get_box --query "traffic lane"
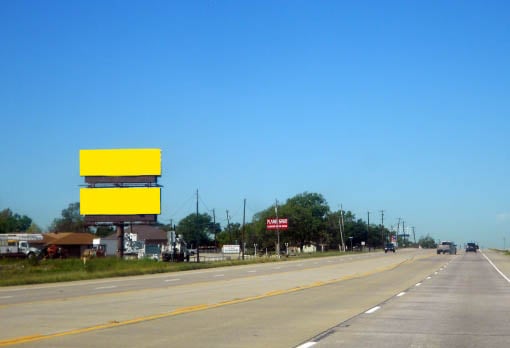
[0,251,376,305]
[307,251,510,347]
[0,251,427,342]
[0,249,427,305]
[8,253,448,348]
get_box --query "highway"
[298,249,510,348]
[0,249,508,347]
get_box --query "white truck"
[0,233,43,259]
[437,241,457,255]
[161,231,190,262]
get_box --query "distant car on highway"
[384,243,396,253]
[465,242,477,252]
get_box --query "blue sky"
[1,0,509,248]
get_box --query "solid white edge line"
[296,342,317,348]
[365,306,381,314]
[482,252,510,283]
[164,279,180,282]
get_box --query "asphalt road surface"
[0,248,508,347]
[297,249,510,348]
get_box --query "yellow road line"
[0,254,433,346]
[0,253,410,310]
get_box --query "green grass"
[0,251,357,287]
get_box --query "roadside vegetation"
[2,192,426,256]
[1,191,437,287]
[0,251,349,287]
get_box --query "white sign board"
[222,245,240,254]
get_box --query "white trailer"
[0,233,43,258]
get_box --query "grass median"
[0,251,352,287]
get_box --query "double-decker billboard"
[79,148,161,220]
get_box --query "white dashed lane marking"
[365,306,381,314]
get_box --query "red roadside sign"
[266,218,288,230]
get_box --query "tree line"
[0,209,38,233]
[1,192,437,250]
[164,192,436,251]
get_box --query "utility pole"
[196,189,199,216]
[339,204,345,252]
[195,190,200,262]
[212,209,216,244]
[276,199,280,258]
[226,210,231,243]
[380,210,385,246]
[402,220,405,246]
[242,198,246,260]
[395,217,401,246]
[367,211,370,251]
[412,226,416,244]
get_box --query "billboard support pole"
[116,224,124,258]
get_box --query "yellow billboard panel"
[80,187,161,215]
[80,149,161,176]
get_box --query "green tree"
[325,211,339,246]
[251,206,279,251]
[418,235,437,248]
[325,210,352,250]
[26,223,42,233]
[95,226,115,238]
[0,209,32,233]
[341,212,368,250]
[216,222,241,245]
[176,213,213,248]
[283,192,330,249]
[250,192,331,252]
[50,202,85,232]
